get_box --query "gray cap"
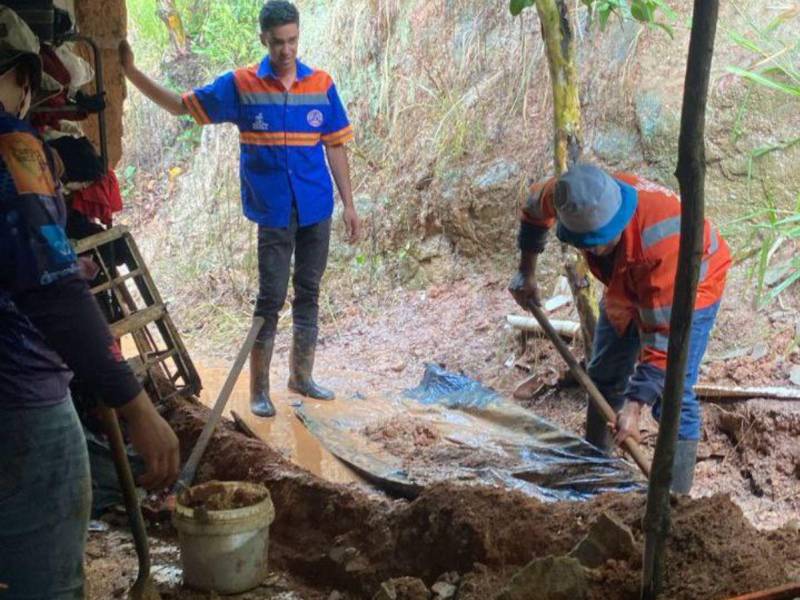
[553,164,636,248]
[0,7,42,90]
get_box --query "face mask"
[0,67,32,118]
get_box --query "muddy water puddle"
[195,363,379,485]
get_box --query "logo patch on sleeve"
[0,132,56,196]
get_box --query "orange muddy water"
[195,362,371,485]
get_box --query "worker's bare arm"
[119,40,187,116]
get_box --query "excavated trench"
[164,396,800,600]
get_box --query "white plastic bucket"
[173,481,275,594]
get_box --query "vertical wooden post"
[534,0,598,357]
[640,1,720,598]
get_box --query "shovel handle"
[526,302,651,477]
[174,316,265,494]
[100,406,151,578]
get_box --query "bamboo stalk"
[641,2,720,598]
[534,0,599,358]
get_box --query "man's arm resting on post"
[326,143,360,244]
[119,40,187,116]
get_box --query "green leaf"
[630,1,651,22]
[598,5,613,28]
[509,0,534,17]
[727,66,800,97]
[654,21,674,38]
[765,268,800,304]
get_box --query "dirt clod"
[179,481,268,511]
[496,556,588,600]
[569,512,637,569]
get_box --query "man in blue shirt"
[121,1,360,418]
[0,7,179,597]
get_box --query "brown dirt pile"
[363,416,441,454]
[165,398,800,599]
[361,415,517,473]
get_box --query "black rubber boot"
[585,394,625,453]
[670,439,698,494]
[250,337,276,417]
[287,326,334,400]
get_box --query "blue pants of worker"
[585,302,720,450]
[0,398,91,599]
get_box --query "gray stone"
[432,581,457,599]
[751,342,769,361]
[474,159,520,190]
[569,512,637,569]
[495,556,588,600]
[591,124,643,166]
[790,365,800,387]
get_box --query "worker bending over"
[509,164,730,493]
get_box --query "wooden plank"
[89,268,143,295]
[695,384,800,401]
[109,304,165,338]
[723,582,800,600]
[72,225,129,253]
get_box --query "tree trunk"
[640,2,720,598]
[534,0,598,358]
[158,0,190,56]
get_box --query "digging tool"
[525,301,651,477]
[100,406,162,600]
[173,317,265,495]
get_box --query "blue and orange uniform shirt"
[182,57,354,228]
[518,172,731,402]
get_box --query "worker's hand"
[118,40,136,75]
[118,391,180,490]
[508,270,541,310]
[342,205,361,244]
[614,400,643,445]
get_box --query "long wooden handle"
[723,583,800,600]
[101,406,151,579]
[526,302,651,477]
[174,316,265,493]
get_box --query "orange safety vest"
[520,172,731,370]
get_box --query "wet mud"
[162,397,800,599]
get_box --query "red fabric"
[70,170,123,226]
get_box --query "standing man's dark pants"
[250,207,334,417]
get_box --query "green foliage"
[725,7,800,305]
[179,0,264,70]
[510,0,676,36]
